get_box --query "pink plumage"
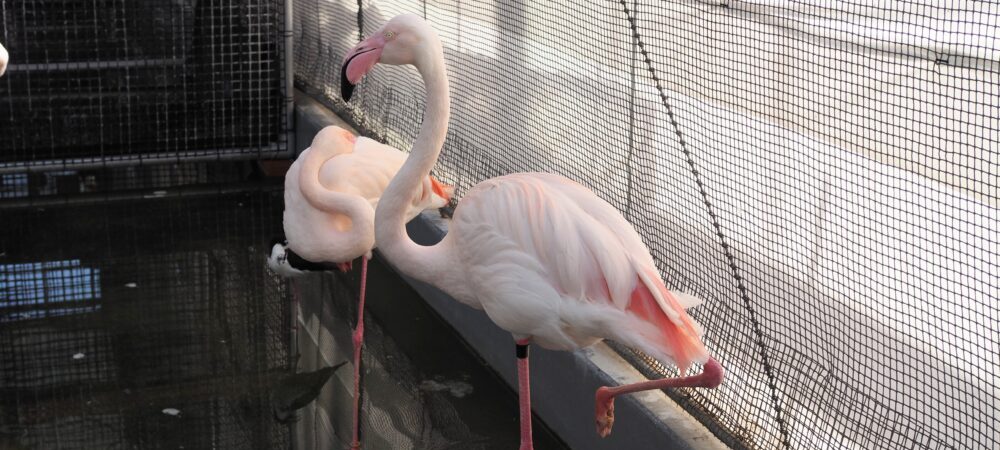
[448,173,708,372]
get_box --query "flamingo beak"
[341,35,386,102]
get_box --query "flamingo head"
[341,14,438,101]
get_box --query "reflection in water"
[0,191,291,449]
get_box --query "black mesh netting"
[0,0,289,170]
[293,1,999,449]
[0,187,292,449]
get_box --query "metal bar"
[0,145,293,174]
[5,58,185,73]
[285,0,297,157]
[0,180,283,209]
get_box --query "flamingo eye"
[383,30,396,40]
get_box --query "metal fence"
[0,2,294,447]
[293,1,1000,449]
[0,0,292,173]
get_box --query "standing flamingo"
[341,14,723,448]
[282,125,452,448]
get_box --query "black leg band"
[516,343,529,359]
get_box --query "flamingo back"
[450,173,709,372]
[283,145,361,262]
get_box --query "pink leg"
[350,257,369,449]
[594,357,724,437]
[516,339,533,450]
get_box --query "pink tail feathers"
[626,270,709,374]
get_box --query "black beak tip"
[340,65,355,102]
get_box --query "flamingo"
[341,14,723,448]
[282,124,452,448]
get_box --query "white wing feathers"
[452,173,706,363]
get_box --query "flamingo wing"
[317,138,405,201]
[284,134,452,263]
[323,137,452,215]
[451,173,709,372]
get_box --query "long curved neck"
[374,39,450,278]
[299,141,375,258]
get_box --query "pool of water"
[0,191,291,449]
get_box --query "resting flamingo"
[341,14,723,449]
[281,125,451,448]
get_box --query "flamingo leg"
[516,339,533,450]
[350,257,369,449]
[594,357,724,437]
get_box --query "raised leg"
[594,357,724,437]
[350,257,369,449]
[516,339,533,450]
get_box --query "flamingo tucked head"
[341,14,437,101]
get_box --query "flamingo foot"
[593,358,724,437]
[349,441,361,449]
[594,386,615,438]
[336,261,353,273]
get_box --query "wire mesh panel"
[0,0,290,172]
[294,1,999,449]
[0,189,291,449]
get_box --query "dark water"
[0,191,291,449]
